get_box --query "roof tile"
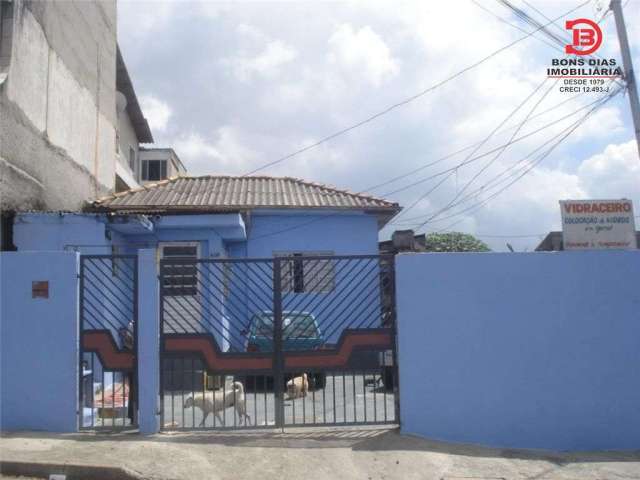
[92,176,400,213]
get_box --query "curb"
[0,460,147,480]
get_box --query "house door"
[79,255,138,430]
[158,254,399,430]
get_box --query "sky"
[117,0,640,251]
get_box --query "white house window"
[160,243,199,296]
[275,251,335,293]
[142,159,167,181]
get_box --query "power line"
[240,0,591,177]
[250,86,620,241]
[401,88,620,227]
[498,0,569,49]
[416,78,560,226]
[381,90,611,201]
[367,89,605,195]
[391,88,622,226]
[412,88,622,231]
[471,0,565,53]
[392,75,553,221]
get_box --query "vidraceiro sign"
[560,199,637,250]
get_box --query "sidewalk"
[1,427,639,480]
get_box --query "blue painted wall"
[14,213,113,253]
[245,212,379,257]
[137,250,160,434]
[396,251,640,451]
[0,252,80,432]
[13,211,384,353]
[239,212,382,347]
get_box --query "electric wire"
[240,0,591,176]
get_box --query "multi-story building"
[115,47,154,192]
[0,0,121,211]
[0,0,186,248]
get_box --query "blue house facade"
[15,176,398,259]
[11,175,401,430]
[14,175,400,352]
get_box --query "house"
[13,175,400,352]
[14,175,399,255]
[0,1,187,249]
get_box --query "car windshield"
[251,313,319,339]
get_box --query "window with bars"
[275,251,335,293]
[161,244,198,296]
[141,159,167,181]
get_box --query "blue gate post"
[137,249,160,434]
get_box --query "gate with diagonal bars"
[159,254,398,430]
[79,255,138,430]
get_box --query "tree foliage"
[424,232,491,253]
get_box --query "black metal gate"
[159,254,398,430]
[79,255,138,430]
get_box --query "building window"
[275,251,335,293]
[160,243,199,296]
[129,147,136,171]
[141,160,167,181]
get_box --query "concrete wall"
[0,0,117,211]
[396,251,640,451]
[0,251,80,432]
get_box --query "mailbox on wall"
[32,281,49,299]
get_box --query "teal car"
[245,311,326,390]
[246,311,324,352]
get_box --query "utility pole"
[610,0,640,158]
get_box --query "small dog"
[184,381,251,427]
[286,373,308,399]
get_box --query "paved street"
[162,373,397,429]
[2,428,639,480]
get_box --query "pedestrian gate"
[79,255,138,430]
[159,254,398,430]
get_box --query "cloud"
[578,140,640,200]
[173,127,260,174]
[223,29,297,82]
[139,95,172,133]
[328,24,399,87]
[117,2,639,251]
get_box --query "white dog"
[286,373,308,399]
[184,381,251,427]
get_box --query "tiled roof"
[90,176,401,214]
